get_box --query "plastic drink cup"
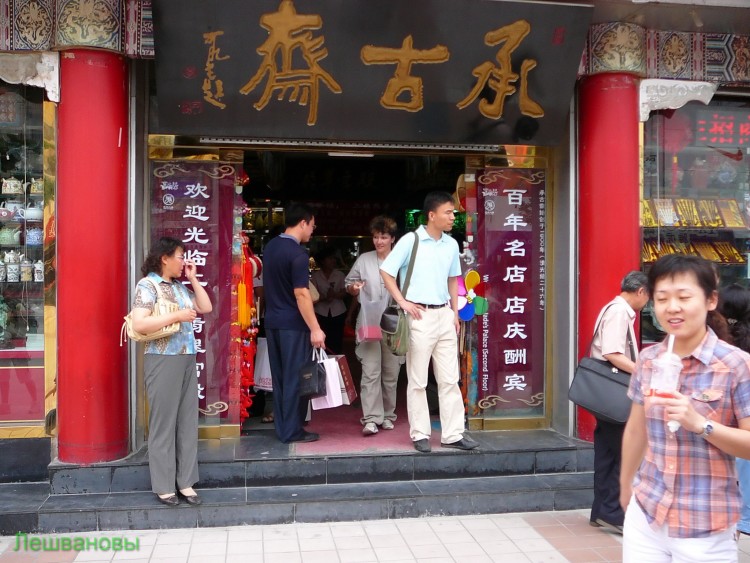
[650,335,682,432]
[651,353,682,397]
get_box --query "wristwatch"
[700,418,715,438]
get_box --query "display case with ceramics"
[0,167,45,352]
[0,81,48,424]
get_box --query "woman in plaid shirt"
[620,255,750,562]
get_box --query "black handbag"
[568,357,632,424]
[381,231,420,356]
[568,303,635,424]
[299,349,327,399]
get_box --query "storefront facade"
[1,0,749,475]
[0,2,133,473]
[576,19,750,440]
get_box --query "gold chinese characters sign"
[152,0,592,146]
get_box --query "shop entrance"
[144,140,553,452]
[238,149,466,454]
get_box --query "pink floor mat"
[293,402,424,456]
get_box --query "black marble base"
[0,429,594,534]
[47,429,593,495]
[0,472,593,534]
[0,438,50,482]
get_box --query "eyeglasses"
[174,255,186,261]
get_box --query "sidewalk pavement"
[1,508,750,563]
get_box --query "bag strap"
[147,276,188,308]
[119,320,128,347]
[312,347,327,361]
[399,231,420,299]
[587,302,637,360]
[135,276,165,305]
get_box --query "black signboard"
[153,0,592,146]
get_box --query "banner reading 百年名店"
[476,168,546,417]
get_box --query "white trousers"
[406,307,465,444]
[356,339,403,425]
[623,496,737,563]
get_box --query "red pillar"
[57,50,129,463]
[577,73,641,441]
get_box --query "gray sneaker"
[441,435,479,450]
[381,420,394,430]
[413,439,431,453]
[362,422,378,436]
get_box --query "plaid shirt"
[628,328,750,538]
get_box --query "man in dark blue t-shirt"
[263,203,326,443]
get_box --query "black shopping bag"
[299,348,327,399]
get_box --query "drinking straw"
[666,334,681,432]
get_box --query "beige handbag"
[120,279,181,345]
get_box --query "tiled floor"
[1,509,750,562]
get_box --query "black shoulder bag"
[568,304,636,424]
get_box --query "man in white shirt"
[589,270,649,533]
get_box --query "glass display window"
[0,83,47,423]
[641,96,750,342]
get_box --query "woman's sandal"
[261,414,274,423]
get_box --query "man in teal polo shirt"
[380,191,479,453]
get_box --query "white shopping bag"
[253,337,273,392]
[356,297,387,341]
[311,350,344,410]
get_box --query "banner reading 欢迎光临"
[150,160,237,423]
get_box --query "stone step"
[46,430,594,495]
[0,472,594,534]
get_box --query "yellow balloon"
[465,270,480,290]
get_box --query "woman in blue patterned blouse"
[130,237,212,507]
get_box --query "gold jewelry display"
[674,198,702,227]
[717,199,746,229]
[696,200,724,228]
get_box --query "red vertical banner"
[476,168,546,417]
[150,161,238,424]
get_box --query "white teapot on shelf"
[1,200,24,222]
[18,201,42,222]
[4,250,19,264]
[1,199,23,214]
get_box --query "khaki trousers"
[356,339,403,425]
[406,307,465,444]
